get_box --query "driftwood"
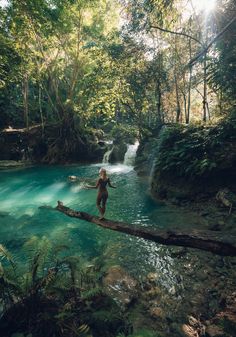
[55,201,236,256]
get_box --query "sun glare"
[192,0,216,13]
[0,0,8,8]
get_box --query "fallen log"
[56,201,236,256]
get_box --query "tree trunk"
[22,74,29,131]
[175,74,181,123]
[39,85,44,137]
[203,53,208,122]
[55,202,236,256]
[186,66,192,124]
[186,38,192,124]
[155,80,162,123]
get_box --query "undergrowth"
[154,111,236,179]
[0,237,131,337]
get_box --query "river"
[0,162,236,333]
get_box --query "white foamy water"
[102,146,114,163]
[123,141,139,166]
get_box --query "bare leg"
[96,193,108,220]
[101,200,106,219]
[96,203,103,218]
[96,194,104,219]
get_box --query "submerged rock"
[102,265,137,309]
[144,286,162,300]
[146,272,159,283]
[149,306,164,319]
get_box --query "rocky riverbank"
[135,114,236,231]
[131,117,236,336]
[100,251,236,337]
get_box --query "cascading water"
[102,146,114,163]
[123,141,139,166]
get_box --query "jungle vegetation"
[0,1,236,336]
[0,0,235,134]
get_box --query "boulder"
[102,265,137,309]
[182,324,199,337]
[109,142,127,163]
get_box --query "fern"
[0,245,128,337]
[81,287,103,300]
[0,244,16,271]
[78,323,90,334]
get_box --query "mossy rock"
[109,143,127,163]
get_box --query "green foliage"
[123,0,175,32]
[0,239,132,337]
[154,112,236,179]
[0,0,123,129]
[1,0,235,158]
[0,244,15,268]
[110,124,139,143]
[208,0,236,105]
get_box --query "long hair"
[99,168,107,177]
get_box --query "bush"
[110,124,139,144]
[154,112,236,179]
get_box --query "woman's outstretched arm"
[85,180,100,189]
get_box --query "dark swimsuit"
[97,178,110,206]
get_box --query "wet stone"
[182,324,198,337]
[102,265,137,309]
[149,306,164,319]
[146,272,159,283]
[144,286,162,300]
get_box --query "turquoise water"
[0,163,186,282]
[0,163,230,288]
[1,163,236,325]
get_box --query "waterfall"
[123,141,139,166]
[103,146,114,163]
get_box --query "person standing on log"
[86,168,116,219]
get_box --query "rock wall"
[109,140,127,163]
[135,120,236,204]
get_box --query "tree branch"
[149,24,202,45]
